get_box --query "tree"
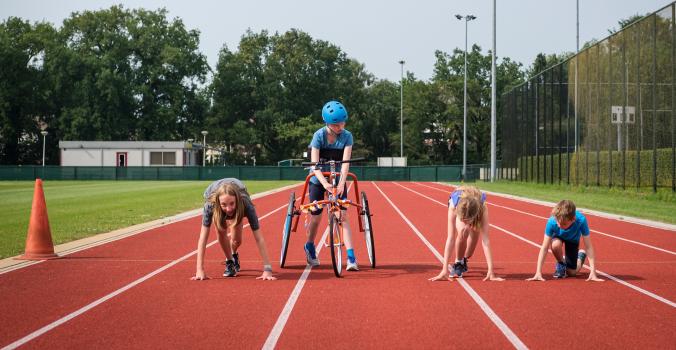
[209,29,372,164]
[0,17,56,164]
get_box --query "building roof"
[58,141,201,150]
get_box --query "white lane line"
[262,182,354,349]
[396,182,676,309]
[262,227,329,350]
[374,182,528,350]
[2,203,288,350]
[412,182,676,256]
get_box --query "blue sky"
[2,0,671,81]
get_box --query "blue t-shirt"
[448,189,486,208]
[308,127,353,184]
[545,211,590,242]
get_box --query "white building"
[59,141,201,166]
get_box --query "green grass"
[459,181,676,225]
[0,180,297,259]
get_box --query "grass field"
[0,180,297,259]
[461,181,676,225]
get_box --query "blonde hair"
[455,185,486,229]
[552,200,576,221]
[208,183,245,233]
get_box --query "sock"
[455,259,463,264]
[305,241,316,258]
[347,249,355,263]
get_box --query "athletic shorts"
[308,182,348,216]
[553,237,580,269]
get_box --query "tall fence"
[0,165,487,182]
[501,2,675,191]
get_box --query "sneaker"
[233,252,240,272]
[346,260,360,271]
[452,261,465,277]
[462,257,469,273]
[577,249,587,268]
[304,244,320,267]
[223,260,237,277]
[553,261,567,279]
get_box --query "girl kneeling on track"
[526,199,603,282]
[429,185,504,282]
[191,178,276,281]
[304,100,359,271]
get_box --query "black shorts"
[308,182,348,216]
[554,238,580,269]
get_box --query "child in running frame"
[191,178,276,281]
[526,199,603,281]
[429,185,504,282]
[303,100,359,271]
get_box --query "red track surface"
[1,182,674,349]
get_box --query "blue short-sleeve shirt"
[308,127,353,184]
[545,211,590,242]
[448,189,486,208]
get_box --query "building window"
[150,152,176,165]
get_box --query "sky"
[1,0,672,82]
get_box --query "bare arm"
[582,235,603,282]
[311,147,331,189]
[191,225,211,280]
[337,145,352,194]
[526,235,552,281]
[480,207,504,281]
[252,228,277,281]
[429,206,457,281]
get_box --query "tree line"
[1,5,530,165]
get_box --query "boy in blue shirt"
[304,100,359,271]
[527,200,603,281]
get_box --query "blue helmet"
[321,100,348,124]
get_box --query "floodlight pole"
[490,0,497,182]
[456,14,476,180]
[399,60,405,157]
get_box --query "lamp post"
[399,60,405,157]
[40,130,48,167]
[201,130,208,167]
[574,0,579,152]
[490,0,496,182]
[455,14,476,180]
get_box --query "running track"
[1,182,674,349]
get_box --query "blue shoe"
[553,261,567,278]
[577,250,587,268]
[304,243,320,267]
[462,257,469,273]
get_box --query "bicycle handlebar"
[301,157,366,167]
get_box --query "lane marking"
[396,182,676,309]
[413,182,676,256]
[1,202,289,350]
[374,182,528,350]
[262,182,354,349]
[262,228,329,350]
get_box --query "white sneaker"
[346,260,359,271]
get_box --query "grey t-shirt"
[203,178,250,201]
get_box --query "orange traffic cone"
[16,179,58,260]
